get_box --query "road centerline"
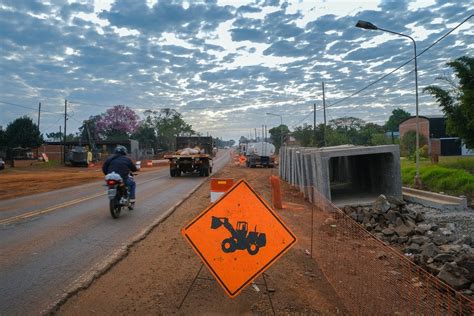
[0,174,167,226]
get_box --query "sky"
[0,0,473,142]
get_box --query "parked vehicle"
[0,158,5,170]
[105,171,135,219]
[164,136,214,177]
[66,122,100,167]
[244,142,275,168]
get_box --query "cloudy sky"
[0,0,472,141]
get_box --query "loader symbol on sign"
[211,216,266,255]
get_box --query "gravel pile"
[342,195,474,298]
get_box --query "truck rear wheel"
[201,167,209,177]
[170,168,177,177]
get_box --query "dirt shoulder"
[57,162,347,315]
[0,165,165,201]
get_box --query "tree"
[46,132,63,141]
[96,105,139,140]
[329,117,367,145]
[329,116,365,130]
[424,56,474,148]
[5,116,43,148]
[268,124,290,150]
[385,108,411,132]
[131,116,158,150]
[358,123,385,145]
[144,109,194,151]
[0,129,7,148]
[293,125,314,147]
[325,126,349,146]
[239,136,249,144]
[215,138,235,148]
[79,115,101,143]
[400,130,427,157]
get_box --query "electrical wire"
[0,100,64,115]
[325,14,473,109]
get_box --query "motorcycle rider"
[102,145,138,206]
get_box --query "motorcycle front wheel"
[110,198,121,219]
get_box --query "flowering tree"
[96,105,139,140]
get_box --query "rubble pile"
[342,195,474,297]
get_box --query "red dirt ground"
[57,161,348,315]
[0,164,164,201]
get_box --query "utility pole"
[313,103,316,147]
[37,102,41,130]
[59,125,63,164]
[64,99,67,164]
[264,124,267,153]
[37,102,41,158]
[322,82,327,147]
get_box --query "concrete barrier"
[402,186,468,211]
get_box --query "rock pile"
[342,194,474,297]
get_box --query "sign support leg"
[262,273,276,316]
[178,263,204,309]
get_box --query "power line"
[291,14,472,128]
[326,14,473,109]
[0,100,62,114]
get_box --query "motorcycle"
[105,171,135,219]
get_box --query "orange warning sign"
[182,179,297,298]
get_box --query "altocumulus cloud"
[0,0,472,141]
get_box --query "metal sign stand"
[178,263,276,315]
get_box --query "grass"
[401,156,474,197]
[33,160,63,169]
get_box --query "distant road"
[0,151,230,315]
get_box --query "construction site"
[25,146,466,315]
[1,2,473,315]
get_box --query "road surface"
[0,151,230,315]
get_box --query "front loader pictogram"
[211,216,266,255]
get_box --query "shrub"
[400,130,427,157]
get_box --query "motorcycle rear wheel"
[110,198,121,219]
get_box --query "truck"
[243,142,275,168]
[66,122,100,167]
[164,136,214,177]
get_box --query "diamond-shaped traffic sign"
[182,179,297,298]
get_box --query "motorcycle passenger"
[102,145,138,205]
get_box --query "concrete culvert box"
[318,145,402,206]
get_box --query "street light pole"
[355,20,421,188]
[266,113,283,150]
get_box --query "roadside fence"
[305,185,473,315]
[277,146,473,315]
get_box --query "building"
[399,116,473,156]
[37,139,140,161]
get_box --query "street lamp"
[266,112,284,151]
[355,20,421,188]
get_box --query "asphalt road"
[0,151,230,315]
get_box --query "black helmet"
[114,145,127,155]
